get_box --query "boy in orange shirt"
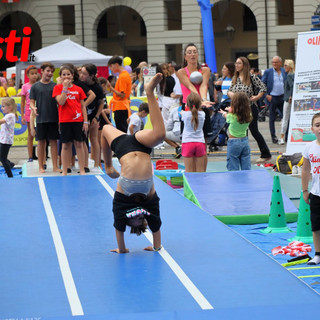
[107,56,132,132]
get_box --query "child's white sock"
[307,255,320,265]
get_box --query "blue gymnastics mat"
[0,175,319,320]
[206,161,303,201]
[183,169,298,224]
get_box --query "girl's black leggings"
[0,143,13,178]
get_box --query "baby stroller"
[208,99,230,152]
[258,103,269,122]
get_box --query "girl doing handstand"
[101,73,165,253]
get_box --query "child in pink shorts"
[20,65,39,162]
[180,92,206,172]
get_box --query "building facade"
[0,0,320,72]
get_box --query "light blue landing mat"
[183,169,298,224]
[206,161,302,201]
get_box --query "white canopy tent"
[6,66,25,81]
[15,39,112,88]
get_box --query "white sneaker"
[297,166,302,175]
[307,255,320,265]
[91,167,102,174]
[278,138,285,145]
[291,165,298,175]
[154,142,165,150]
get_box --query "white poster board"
[142,66,157,86]
[286,30,320,154]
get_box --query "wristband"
[83,121,89,124]
[153,246,162,251]
[62,90,68,94]
[303,190,308,193]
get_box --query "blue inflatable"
[197,0,217,72]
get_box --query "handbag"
[250,74,260,96]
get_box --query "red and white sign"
[287,30,320,154]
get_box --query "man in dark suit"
[262,56,287,143]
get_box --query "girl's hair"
[127,215,148,236]
[232,56,251,86]
[82,63,98,83]
[284,59,295,73]
[157,63,170,94]
[186,92,202,131]
[183,43,201,69]
[223,61,235,78]
[97,76,107,86]
[230,92,252,124]
[26,65,37,75]
[312,112,320,126]
[59,64,74,76]
[1,97,18,120]
[159,63,170,77]
[73,65,80,81]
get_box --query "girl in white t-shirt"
[302,112,320,265]
[0,97,18,177]
[180,92,206,172]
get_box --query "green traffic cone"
[261,176,293,233]
[289,191,313,243]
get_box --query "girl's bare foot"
[110,248,129,253]
[145,73,163,94]
[105,166,120,179]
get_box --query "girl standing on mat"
[0,97,18,177]
[20,65,39,162]
[301,112,320,265]
[101,73,165,254]
[52,65,89,175]
[180,92,206,172]
[220,92,252,171]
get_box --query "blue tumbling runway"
[184,169,298,217]
[1,175,319,319]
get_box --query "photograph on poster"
[296,81,320,93]
[293,98,320,111]
[290,127,315,142]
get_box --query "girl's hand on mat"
[110,248,129,254]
